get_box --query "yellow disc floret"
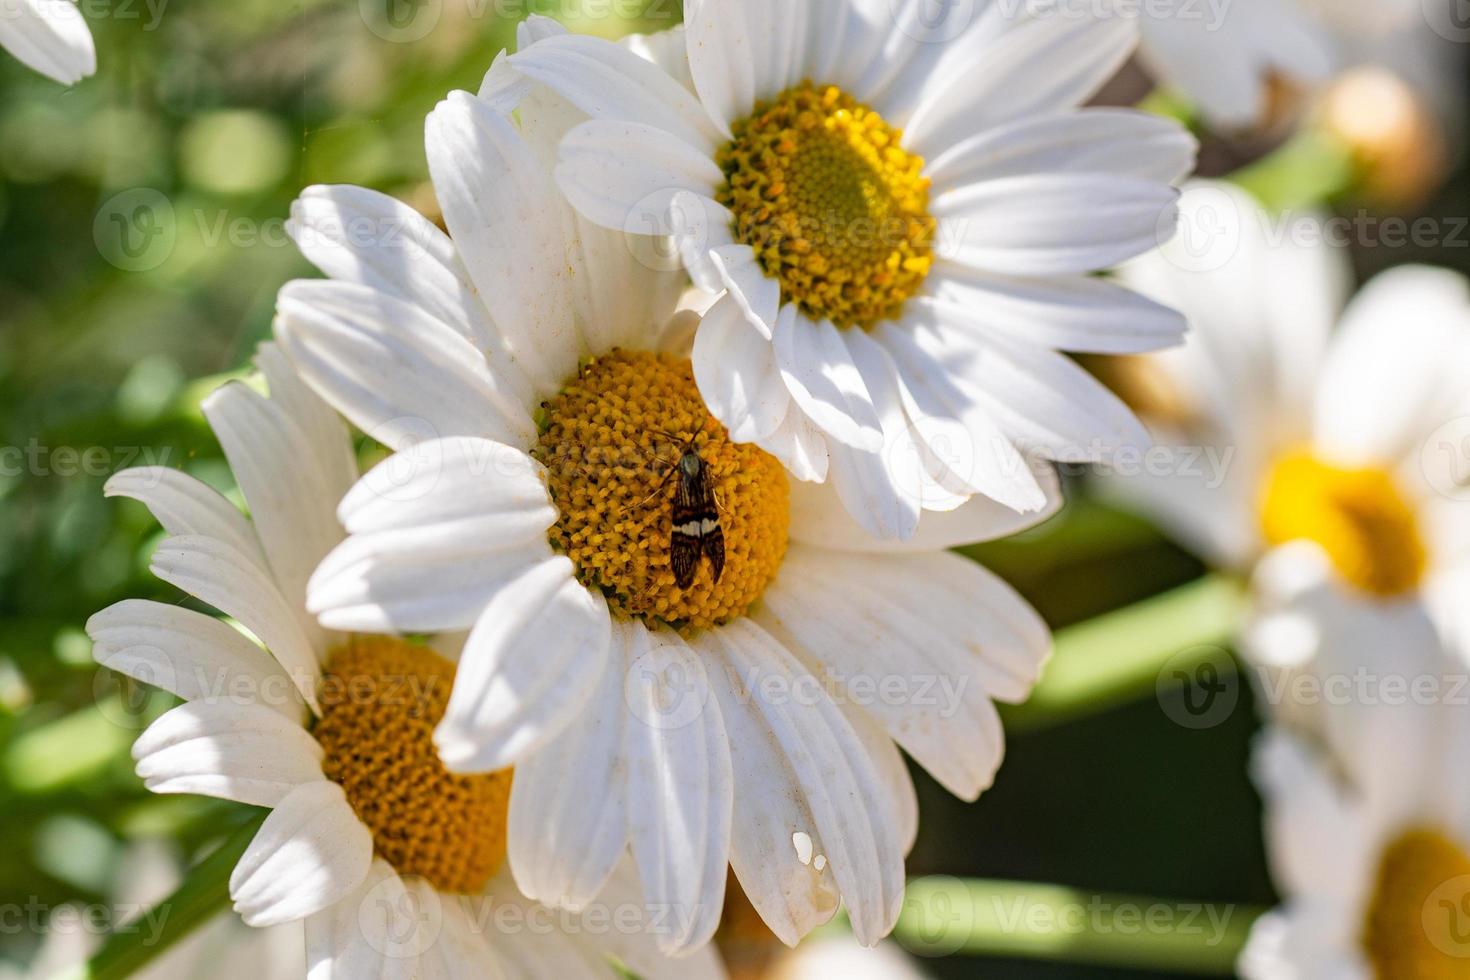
[718,82,936,330]
[533,350,789,630]
[315,637,512,894]
[1363,828,1470,978]
[1260,450,1427,598]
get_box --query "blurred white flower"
[1106,181,1470,702]
[1242,639,1470,978]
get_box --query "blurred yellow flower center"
[718,82,936,330]
[1260,451,1426,598]
[533,350,789,630]
[315,637,511,894]
[1363,828,1470,979]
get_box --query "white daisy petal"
[842,704,919,854]
[1252,729,1374,904]
[873,322,1048,513]
[0,0,95,85]
[924,269,1187,355]
[759,401,831,484]
[803,0,889,93]
[1313,265,1470,466]
[554,119,724,233]
[307,536,554,635]
[426,92,584,397]
[230,781,374,928]
[506,33,721,153]
[151,534,323,712]
[132,700,324,808]
[762,547,1050,799]
[925,109,1197,189]
[276,280,536,451]
[103,467,266,571]
[507,633,629,913]
[934,174,1179,278]
[668,190,737,295]
[479,867,616,978]
[622,25,693,91]
[88,599,306,719]
[681,0,754,136]
[410,877,499,978]
[336,437,550,535]
[699,619,905,947]
[253,343,359,503]
[823,331,925,540]
[304,861,417,980]
[203,381,348,647]
[709,245,781,339]
[773,310,885,454]
[881,316,1149,463]
[904,11,1137,157]
[435,558,611,773]
[623,625,733,955]
[285,184,497,354]
[583,858,729,980]
[790,462,1062,553]
[308,439,557,633]
[692,293,790,443]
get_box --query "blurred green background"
[1,1,1467,977]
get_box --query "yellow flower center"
[1363,828,1470,978]
[718,82,936,330]
[315,637,512,894]
[1260,450,1427,598]
[533,350,789,630]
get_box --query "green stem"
[59,811,266,980]
[1003,574,1246,733]
[892,877,1264,975]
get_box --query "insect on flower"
[639,429,725,589]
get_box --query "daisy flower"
[0,0,94,85]
[1105,181,1470,698]
[1136,0,1336,128]
[489,4,1194,539]
[275,24,1054,955]
[1240,641,1470,979]
[87,347,722,978]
